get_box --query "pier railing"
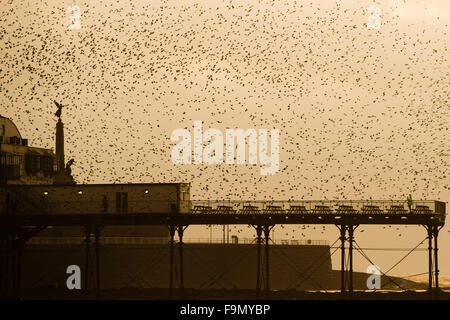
[190,200,445,215]
[1,199,445,215]
[26,236,329,246]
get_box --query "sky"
[0,0,449,278]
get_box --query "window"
[116,192,128,213]
[13,155,21,166]
[35,156,40,170]
[25,154,40,174]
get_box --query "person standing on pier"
[102,194,108,213]
[406,194,413,213]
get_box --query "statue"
[65,159,75,176]
[54,158,75,185]
[54,101,63,118]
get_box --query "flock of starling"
[0,1,448,273]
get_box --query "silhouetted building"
[0,115,58,185]
[0,183,190,238]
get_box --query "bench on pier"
[361,205,383,214]
[214,205,236,214]
[335,205,357,214]
[387,205,408,214]
[263,205,284,214]
[412,205,433,214]
[311,205,332,214]
[239,205,260,214]
[192,205,214,214]
[287,205,308,214]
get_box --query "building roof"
[3,182,190,187]
[0,115,22,139]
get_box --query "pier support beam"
[0,228,42,299]
[337,225,346,293]
[84,225,101,298]
[177,226,186,290]
[426,226,433,292]
[0,232,5,298]
[94,226,101,299]
[84,226,91,296]
[255,225,263,297]
[16,240,23,299]
[433,226,440,292]
[168,225,176,292]
[0,231,14,299]
[263,225,273,293]
[348,225,355,294]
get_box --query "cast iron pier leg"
[255,225,263,297]
[94,226,101,299]
[433,226,439,293]
[427,226,433,292]
[169,225,175,292]
[0,232,4,298]
[348,225,354,294]
[16,237,24,299]
[84,226,91,296]
[264,225,271,293]
[339,225,346,293]
[177,226,185,290]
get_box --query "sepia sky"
[0,0,449,277]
